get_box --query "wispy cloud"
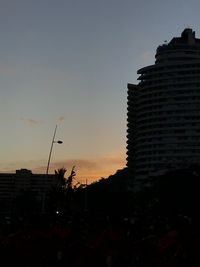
[58,116,65,122]
[20,117,41,126]
[0,62,17,76]
[138,50,154,66]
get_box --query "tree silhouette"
[48,166,77,214]
[65,166,76,190]
[55,167,67,188]
[54,166,76,191]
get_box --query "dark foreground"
[1,168,200,266]
[1,211,200,267]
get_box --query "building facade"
[127,29,200,180]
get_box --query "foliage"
[48,166,77,213]
[65,166,76,190]
[54,166,76,191]
[54,167,67,188]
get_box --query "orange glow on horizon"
[33,153,126,184]
[0,153,126,184]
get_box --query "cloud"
[20,117,41,126]
[58,116,65,122]
[0,62,17,76]
[138,50,154,66]
[32,154,126,184]
[0,153,126,184]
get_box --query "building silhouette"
[0,169,56,215]
[127,28,200,180]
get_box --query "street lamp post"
[41,125,63,214]
[46,125,63,176]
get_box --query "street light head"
[57,140,63,144]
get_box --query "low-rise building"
[0,169,56,215]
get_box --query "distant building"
[127,29,200,181]
[0,169,56,215]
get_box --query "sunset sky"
[1,0,200,183]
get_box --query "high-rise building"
[127,29,200,180]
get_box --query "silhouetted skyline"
[1,0,200,182]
